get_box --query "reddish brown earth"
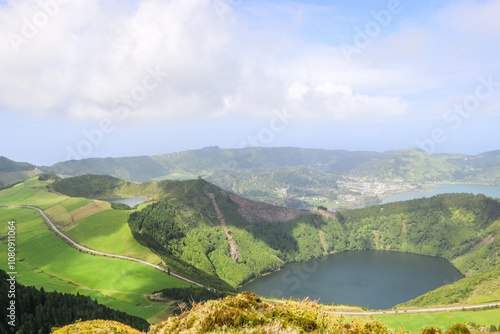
[221,190,306,223]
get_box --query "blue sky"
[1,0,499,165]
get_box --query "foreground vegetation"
[54,293,497,334]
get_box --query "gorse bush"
[446,323,470,334]
[52,320,144,334]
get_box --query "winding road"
[9,205,500,315]
[17,205,205,289]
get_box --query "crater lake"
[242,250,464,309]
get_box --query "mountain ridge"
[37,147,500,182]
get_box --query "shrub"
[38,172,60,181]
[446,323,470,334]
[111,202,132,210]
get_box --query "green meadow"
[0,183,40,204]
[357,308,500,333]
[64,208,161,263]
[0,180,193,320]
[0,179,160,263]
[59,196,94,212]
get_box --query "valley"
[1,170,500,332]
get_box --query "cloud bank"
[0,0,498,123]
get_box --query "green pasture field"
[45,204,73,226]
[23,177,51,188]
[0,180,70,210]
[0,206,192,319]
[59,196,94,212]
[357,308,500,333]
[1,178,159,264]
[64,207,160,263]
[0,183,40,204]
[17,187,70,209]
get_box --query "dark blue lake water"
[242,250,463,310]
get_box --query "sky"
[0,0,499,166]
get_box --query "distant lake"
[382,184,500,204]
[104,197,149,207]
[242,250,463,310]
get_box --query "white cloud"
[284,81,408,121]
[435,0,500,38]
[287,82,309,100]
[1,0,496,124]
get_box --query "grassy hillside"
[0,178,197,320]
[53,320,145,334]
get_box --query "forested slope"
[125,176,500,298]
